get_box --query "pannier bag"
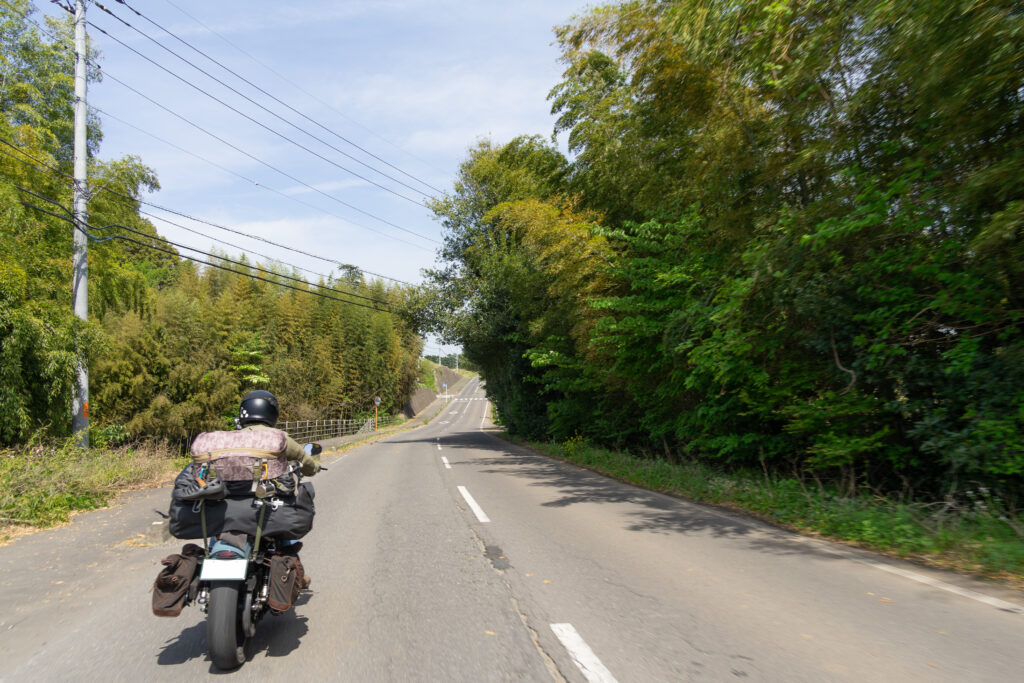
[168,469,315,540]
[267,553,305,613]
[152,543,203,617]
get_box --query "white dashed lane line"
[457,486,490,523]
[441,456,451,469]
[550,623,618,683]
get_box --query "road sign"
[374,396,381,406]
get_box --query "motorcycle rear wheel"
[207,581,248,669]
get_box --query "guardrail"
[280,415,402,443]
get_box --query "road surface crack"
[468,529,566,682]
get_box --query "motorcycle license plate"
[200,558,248,580]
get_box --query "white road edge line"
[480,401,490,430]
[457,485,490,523]
[641,487,1023,614]
[441,456,451,469]
[550,623,618,683]
[859,559,1023,614]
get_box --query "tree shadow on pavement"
[422,431,840,559]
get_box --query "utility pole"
[71,0,89,447]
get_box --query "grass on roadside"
[418,358,439,392]
[0,437,187,539]
[512,435,1024,582]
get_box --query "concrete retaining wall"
[437,367,462,394]
[403,387,437,418]
[402,367,469,418]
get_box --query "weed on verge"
[0,438,186,536]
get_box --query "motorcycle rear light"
[212,550,242,559]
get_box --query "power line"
[16,183,394,307]
[19,15,434,271]
[88,102,419,284]
[13,183,393,307]
[19,196,396,314]
[109,0,443,197]
[26,16,436,248]
[138,204,416,287]
[48,0,73,15]
[160,0,450,182]
[92,0,433,201]
[0,137,416,286]
[141,208,414,290]
[95,66,438,247]
[86,15,431,209]
[141,209,357,285]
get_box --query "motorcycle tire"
[206,581,248,669]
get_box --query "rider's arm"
[283,435,320,476]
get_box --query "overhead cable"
[29,21,436,248]
[0,137,415,286]
[19,198,395,313]
[13,184,393,307]
[93,67,438,247]
[86,16,430,209]
[48,0,73,15]
[160,0,450,182]
[88,102,419,283]
[143,209,414,289]
[20,19,436,260]
[109,0,443,197]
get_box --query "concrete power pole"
[71,0,89,446]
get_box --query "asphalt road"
[1,376,1022,681]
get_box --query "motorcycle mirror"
[304,443,323,456]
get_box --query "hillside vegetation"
[425,0,1024,525]
[0,2,422,449]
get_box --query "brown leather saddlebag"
[151,543,203,617]
[267,554,305,613]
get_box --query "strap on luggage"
[251,502,268,561]
[200,500,209,557]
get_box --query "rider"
[236,389,320,587]
[236,389,321,477]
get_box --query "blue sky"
[35,0,596,300]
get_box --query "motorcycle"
[162,442,323,670]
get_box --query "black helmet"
[238,390,279,428]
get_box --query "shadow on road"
[157,621,205,666]
[254,611,309,658]
[388,429,838,559]
[156,601,311,671]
